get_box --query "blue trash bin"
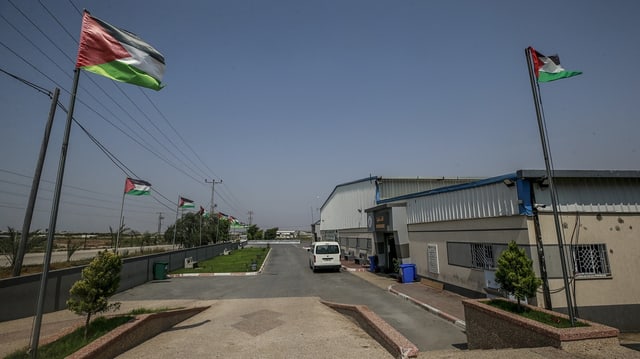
[399,264,415,283]
[368,256,377,272]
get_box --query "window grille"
[470,243,494,269]
[572,244,611,277]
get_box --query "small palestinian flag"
[179,197,195,208]
[529,47,582,83]
[124,178,151,196]
[76,11,165,90]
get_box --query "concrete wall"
[463,299,619,350]
[407,216,530,295]
[536,212,640,331]
[0,243,237,322]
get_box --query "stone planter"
[462,298,619,351]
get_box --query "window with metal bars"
[470,243,494,269]
[571,244,611,277]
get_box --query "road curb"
[168,271,259,277]
[341,265,367,272]
[321,300,419,358]
[168,247,272,278]
[388,286,466,330]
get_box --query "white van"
[308,241,342,272]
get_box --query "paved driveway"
[113,244,467,351]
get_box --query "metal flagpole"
[13,88,60,277]
[30,69,81,357]
[115,190,126,253]
[172,198,179,249]
[525,47,576,326]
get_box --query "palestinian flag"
[179,197,195,208]
[124,178,151,195]
[529,47,582,83]
[198,206,209,216]
[76,11,165,90]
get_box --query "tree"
[494,241,542,310]
[66,238,82,262]
[109,224,130,249]
[1,227,46,275]
[67,251,122,339]
[165,213,235,247]
[1,227,20,268]
[264,227,278,240]
[246,225,260,240]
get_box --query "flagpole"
[172,198,179,249]
[30,69,81,358]
[13,88,60,277]
[525,47,576,326]
[115,190,126,253]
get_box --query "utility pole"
[157,212,164,243]
[13,88,60,277]
[204,179,222,215]
[247,210,253,226]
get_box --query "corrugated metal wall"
[320,180,377,231]
[378,178,478,201]
[534,177,640,213]
[406,182,520,224]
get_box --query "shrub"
[494,241,542,310]
[67,251,122,339]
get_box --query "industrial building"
[318,170,640,331]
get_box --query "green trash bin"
[153,262,168,280]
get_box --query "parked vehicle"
[308,241,341,272]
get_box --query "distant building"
[276,230,296,239]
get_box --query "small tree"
[264,227,278,240]
[67,251,122,339]
[494,241,542,310]
[66,238,82,262]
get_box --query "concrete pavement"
[2,259,639,358]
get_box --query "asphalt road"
[112,243,467,351]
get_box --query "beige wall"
[536,212,640,308]
[408,216,530,294]
[408,211,640,315]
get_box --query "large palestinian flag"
[76,11,165,90]
[179,197,195,208]
[529,47,581,83]
[124,177,151,195]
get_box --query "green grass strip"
[6,315,133,359]
[171,247,269,274]
[487,300,589,328]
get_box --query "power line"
[1,2,249,222]
[0,67,52,97]
[3,2,214,187]
[32,0,216,182]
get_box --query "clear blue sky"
[1,0,639,233]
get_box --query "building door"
[384,232,397,273]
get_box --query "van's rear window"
[315,245,339,254]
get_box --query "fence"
[0,242,237,322]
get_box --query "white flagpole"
[172,197,179,249]
[115,190,126,253]
[525,47,576,326]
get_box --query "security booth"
[365,203,411,273]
